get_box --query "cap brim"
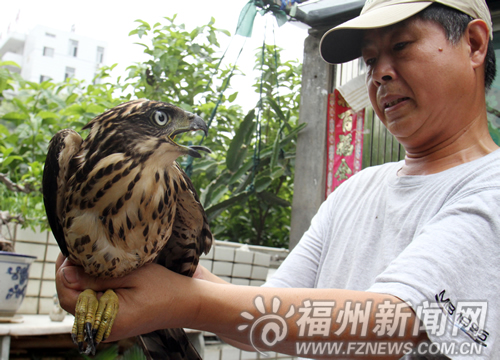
[320,2,432,64]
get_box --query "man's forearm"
[187,279,428,359]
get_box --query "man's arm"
[56,255,428,359]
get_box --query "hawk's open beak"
[170,114,211,158]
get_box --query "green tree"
[0,17,304,248]
[198,45,304,248]
[0,62,126,229]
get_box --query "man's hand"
[192,263,230,284]
[55,252,198,342]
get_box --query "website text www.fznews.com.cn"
[295,341,484,357]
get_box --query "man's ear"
[466,19,490,70]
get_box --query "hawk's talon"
[72,288,118,355]
[85,322,95,352]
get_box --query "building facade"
[0,24,107,83]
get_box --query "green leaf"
[267,98,286,122]
[257,191,291,207]
[134,19,151,30]
[227,158,254,186]
[37,111,58,120]
[228,92,238,103]
[226,109,255,172]
[122,344,147,360]
[270,167,285,180]
[0,124,9,136]
[82,344,119,360]
[200,171,231,208]
[270,122,285,169]
[254,175,272,193]
[61,104,85,116]
[13,98,29,114]
[190,43,201,54]
[0,60,20,68]
[85,104,106,114]
[65,93,78,104]
[205,192,250,222]
[1,146,13,157]
[279,122,307,147]
[2,155,23,167]
[2,112,28,121]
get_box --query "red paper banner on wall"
[326,90,365,198]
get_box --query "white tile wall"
[15,242,45,259]
[39,297,54,314]
[18,296,38,314]
[45,244,60,262]
[212,261,233,276]
[232,263,252,278]
[1,223,15,240]
[251,266,269,281]
[201,243,278,286]
[10,225,56,315]
[16,226,47,243]
[40,280,57,297]
[26,279,41,297]
[234,250,254,264]
[231,278,250,286]
[213,247,235,262]
[199,259,213,272]
[43,262,56,280]
[10,226,287,315]
[29,262,43,279]
[254,252,271,267]
[250,280,265,286]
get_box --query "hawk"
[43,99,213,359]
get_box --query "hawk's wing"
[155,162,213,276]
[140,163,212,359]
[42,129,83,257]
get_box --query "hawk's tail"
[137,328,202,360]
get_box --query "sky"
[0,0,309,110]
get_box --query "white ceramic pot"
[0,251,37,317]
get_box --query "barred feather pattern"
[43,99,213,360]
[138,329,202,360]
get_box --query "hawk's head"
[83,99,210,163]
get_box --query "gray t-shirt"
[265,150,500,359]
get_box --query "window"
[39,75,51,83]
[43,47,54,57]
[68,39,78,57]
[64,67,75,80]
[96,46,104,63]
[45,32,55,38]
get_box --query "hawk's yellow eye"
[153,111,169,126]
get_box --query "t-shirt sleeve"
[263,196,334,288]
[368,187,500,357]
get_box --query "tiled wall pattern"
[200,244,281,286]
[3,225,289,315]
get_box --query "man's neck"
[398,116,499,176]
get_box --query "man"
[56,0,500,358]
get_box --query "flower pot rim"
[0,251,37,260]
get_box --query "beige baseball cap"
[320,0,493,64]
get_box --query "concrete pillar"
[289,33,333,249]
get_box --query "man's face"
[361,18,476,151]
